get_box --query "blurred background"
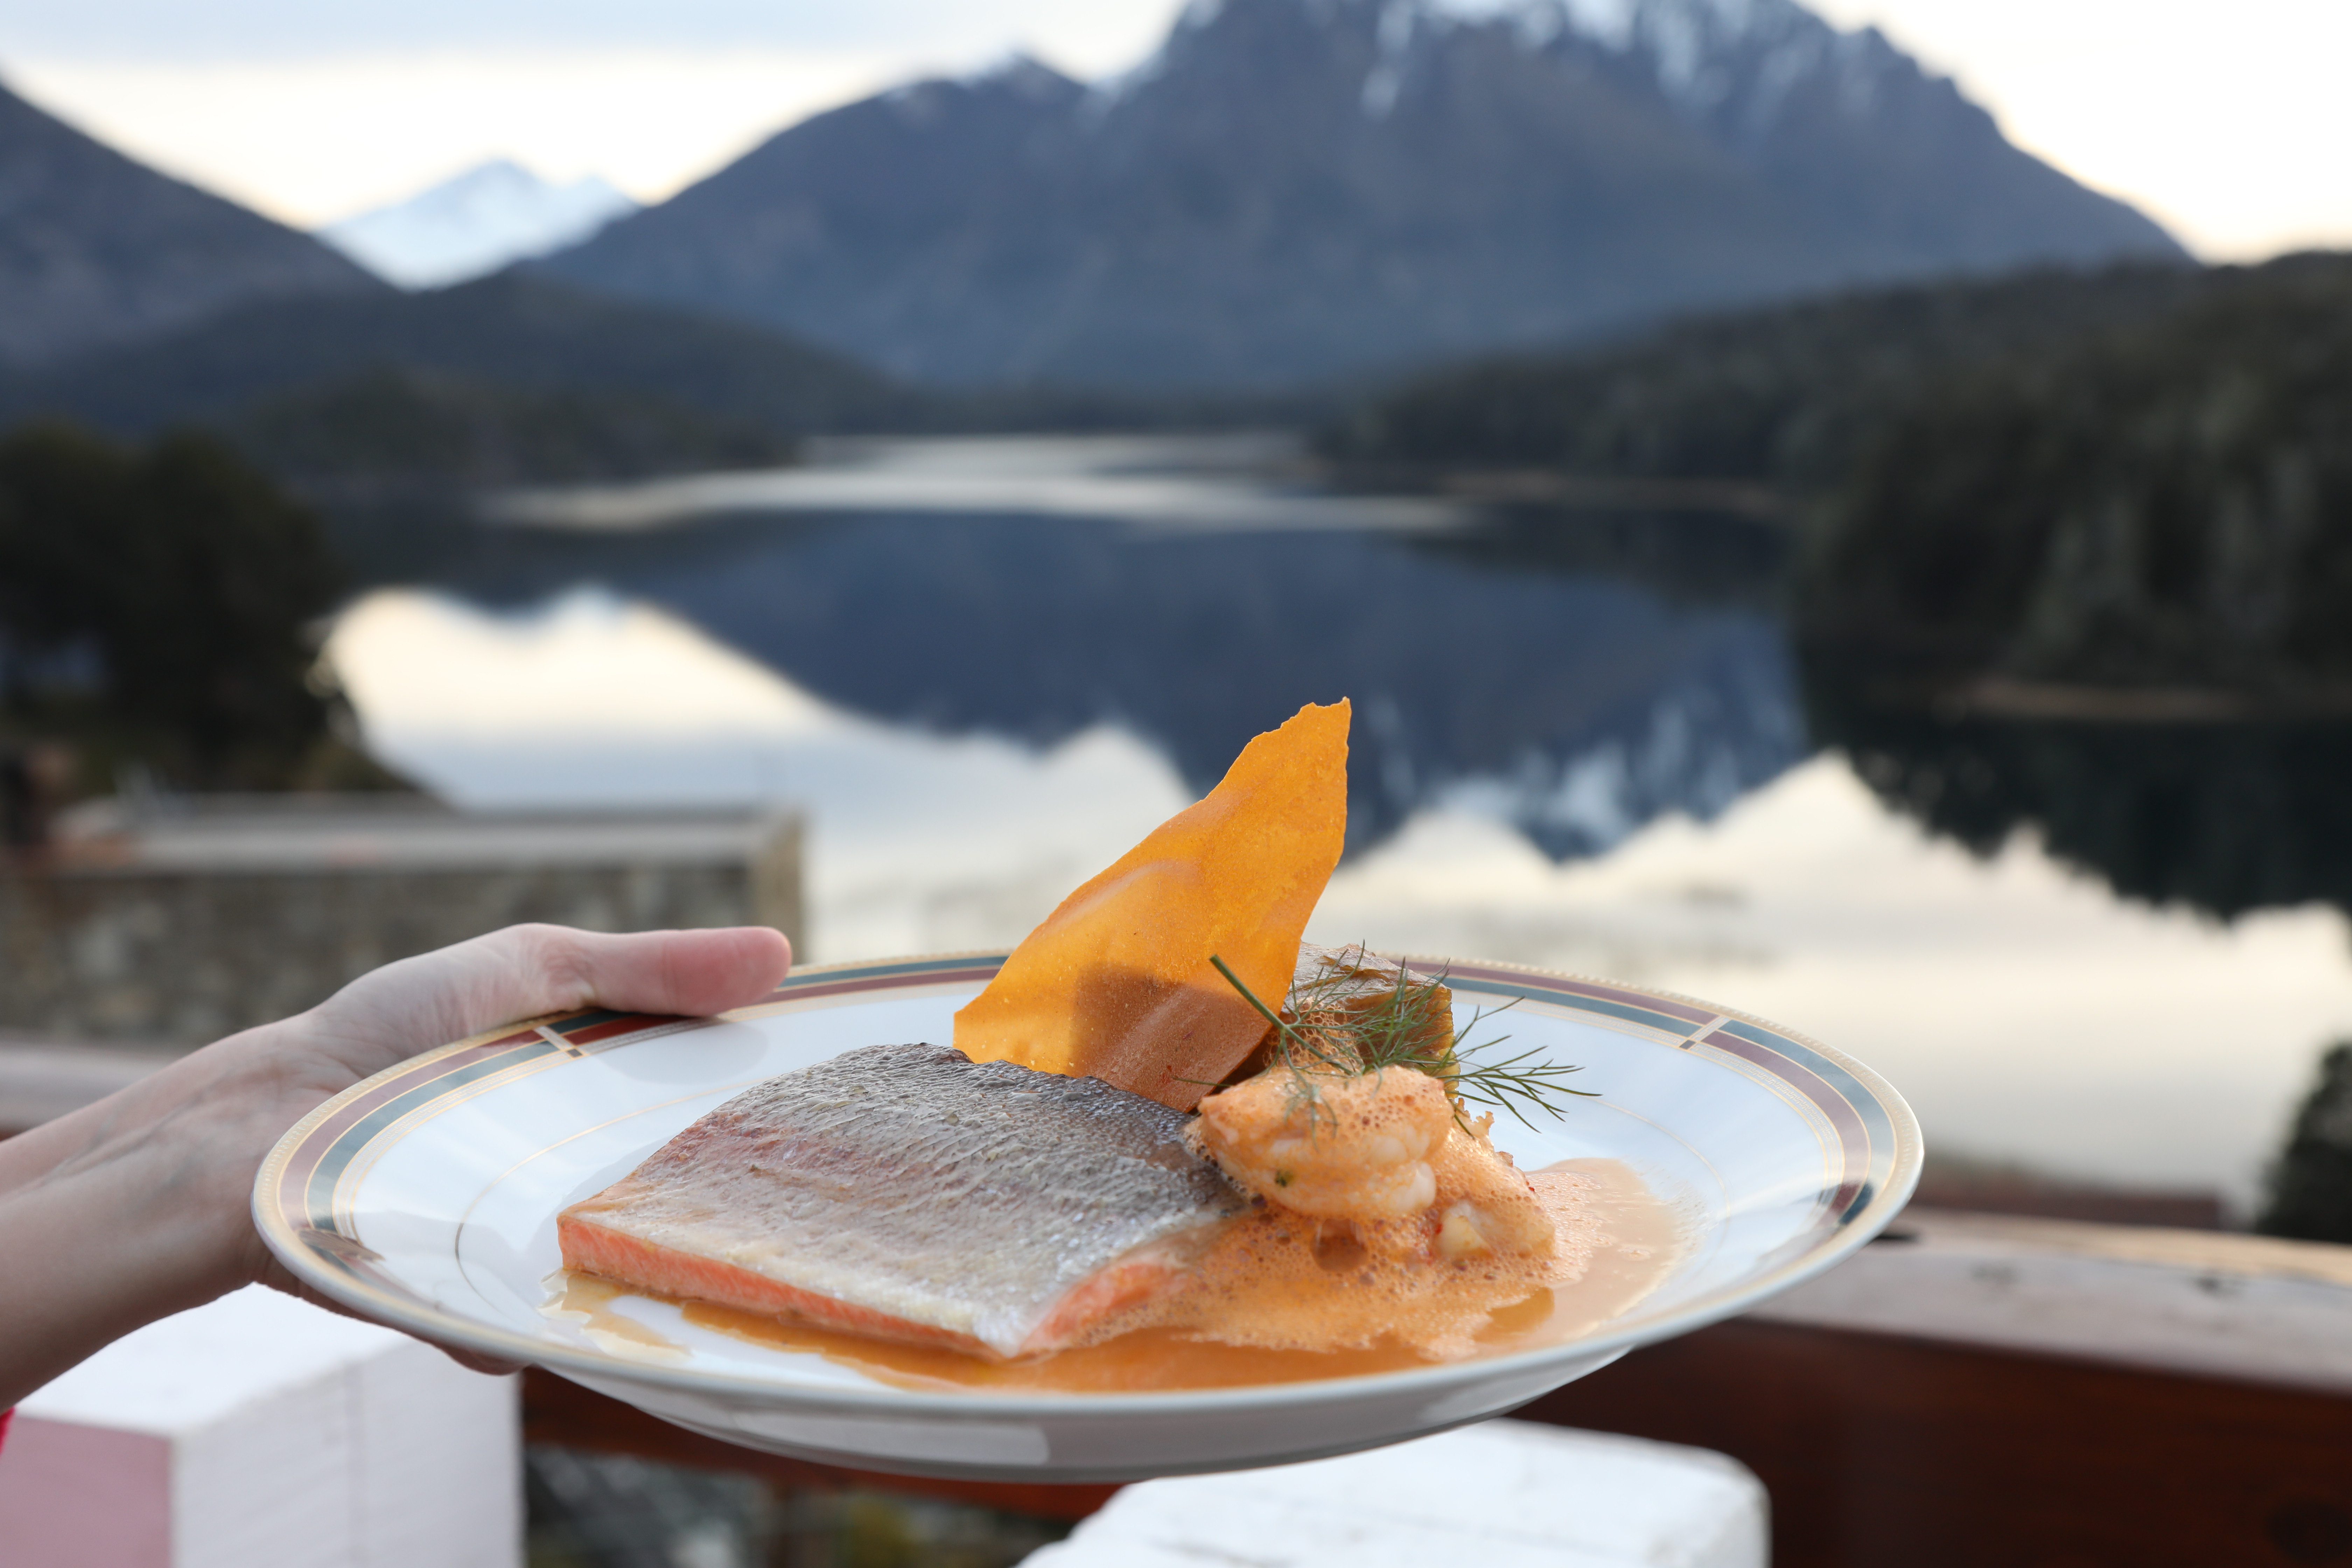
[4,0,2352,1560]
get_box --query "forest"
[1330,253,2352,694]
[0,425,390,803]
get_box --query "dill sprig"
[1429,1038,1602,1130]
[1208,947,1598,1128]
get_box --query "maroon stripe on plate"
[272,1029,544,1226]
[766,967,1002,1006]
[1696,1028,1871,1204]
[562,1015,686,1048]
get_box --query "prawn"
[1192,1067,1555,1259]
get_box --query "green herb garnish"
[1208,946,1598,1128]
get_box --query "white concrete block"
[1023,1418,1767,1568]
[0,1286,521,1568]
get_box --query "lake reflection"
[1812,666,2352,920]
[425,475,1804,857]
[330,436,2352,1210]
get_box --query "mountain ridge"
[542,0,2183,390]
[0,272,923,465]
[0,78,385,367]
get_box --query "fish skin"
[559,1043,1249,1357]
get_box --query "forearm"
[0,925,791,1406]
[0,1020,270,1196]
[0,1029,308,1405]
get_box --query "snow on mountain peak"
[1100,0,1912,145]
[957,52,1082,99]
[1395,0,1884,129]
[319,160,637,290]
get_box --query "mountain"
[0,267,1330,475]
[321,160,638,288]
[217,366,796,488]
[0,272,922,442]
[541,0,2184,391]
[0,77,384,368]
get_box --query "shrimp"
[1190,1066,1452,1221]
[1191,1069,1555,1260]
[1427,1112,1554,1260]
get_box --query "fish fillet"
[558,1043,1250,1358]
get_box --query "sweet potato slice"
[954,700,1349,1110]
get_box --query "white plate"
[256,953,1919,1482]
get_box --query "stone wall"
[0,801,803,1044]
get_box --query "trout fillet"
[558,1043,1249,1358]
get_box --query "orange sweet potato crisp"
[954,700,1349,1110]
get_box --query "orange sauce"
[545,1158,1681,1392]
[550,1273,688,1359]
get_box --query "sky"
[0,0,2346,260]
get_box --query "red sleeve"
[0,1407,12,1456]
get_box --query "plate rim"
[254,948,1922,1418]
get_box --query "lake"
[326,433,2352,1212]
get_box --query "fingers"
[310,924,793,1065]
[231,926,793,1331]
[438,1345,526,1377]
[510,926,795,1025]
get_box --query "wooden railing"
[1528,1210,2352,1568]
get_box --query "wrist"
[152,1020,349,1280]
[0,1116,233,1405]
[0,1024,336,1405]
[0,1023,331,1324]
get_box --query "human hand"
[0,924,791,1406]
[229,923,792,1294]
